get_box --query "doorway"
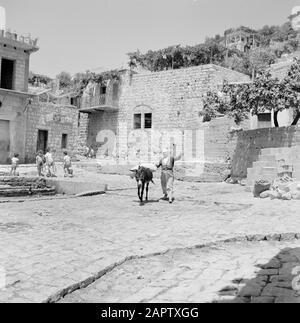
[37,130,48,153]
[0,120,10,164]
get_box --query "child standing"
[63,151,73,177]
[10,153,20,176]
[36,150,44,177]
[45,148,56,177]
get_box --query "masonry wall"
[115,65,249,180]
[77,113,90,155]
[118,65,250,132]
[87,111,118,154]
[231,126,300,178]
[84,65,250,180]
[25,102,80,162]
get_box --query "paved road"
[60,240,300,303]
[1,174,300,302]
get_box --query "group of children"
[10,149,74,178]
[84,146,97,159]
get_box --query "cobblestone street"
[1,173,300,303]
[60,241,300,303]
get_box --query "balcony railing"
[81,93,119,112]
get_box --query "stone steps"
[0,187,56,197]
[0,176,56,197]
[246,146,300,189]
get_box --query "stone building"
[80,64,251,180]
[0,24,38,164]
[0,8,82,165]
[224,28,259,53]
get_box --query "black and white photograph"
[1,0,300,309]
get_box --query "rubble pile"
[255,175,300,200]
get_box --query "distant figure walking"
[36,150,44,177]
[89,146,96,159]
[156,145,182,203]
[63,151,73,177]
[84,146,90,158]
[10,153,20,176]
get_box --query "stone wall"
[87,110,118,153]
[118,64,250,132]
[25,102,80,162]
[118,65,249,180]
[231,126,300,178]
[77,113,90,155]
[84,64,250,181]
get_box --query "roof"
[28,86,52,96]
[0,88,35,98]
[28,86,77,99]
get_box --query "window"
[61,134,68,149]
[144,113,152,129]
[1,58,15,90]
[258,113,272,122]
[134,114,142,129]
[100,86,107,95]
[257,113,272,129]
[70,98,75,106]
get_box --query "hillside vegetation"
[128,22,299,77]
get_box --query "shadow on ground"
[217,247,300,303]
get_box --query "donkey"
[135,166,154,203]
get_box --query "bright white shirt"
[45,152,53,164]
[11,157,19,166]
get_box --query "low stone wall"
[231,126,300,178]
[0,177,55,197]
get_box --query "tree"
[247,48,276,78]
[56,71,72,88]
[202,59,300,127]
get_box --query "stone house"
[0,29,38,164]
[80,64,251,180]
[224,28,259,53]
[0,22,82,164]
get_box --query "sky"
[0,0,299,77]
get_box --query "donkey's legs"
[141,183,145,202]
[146,182,149,201]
